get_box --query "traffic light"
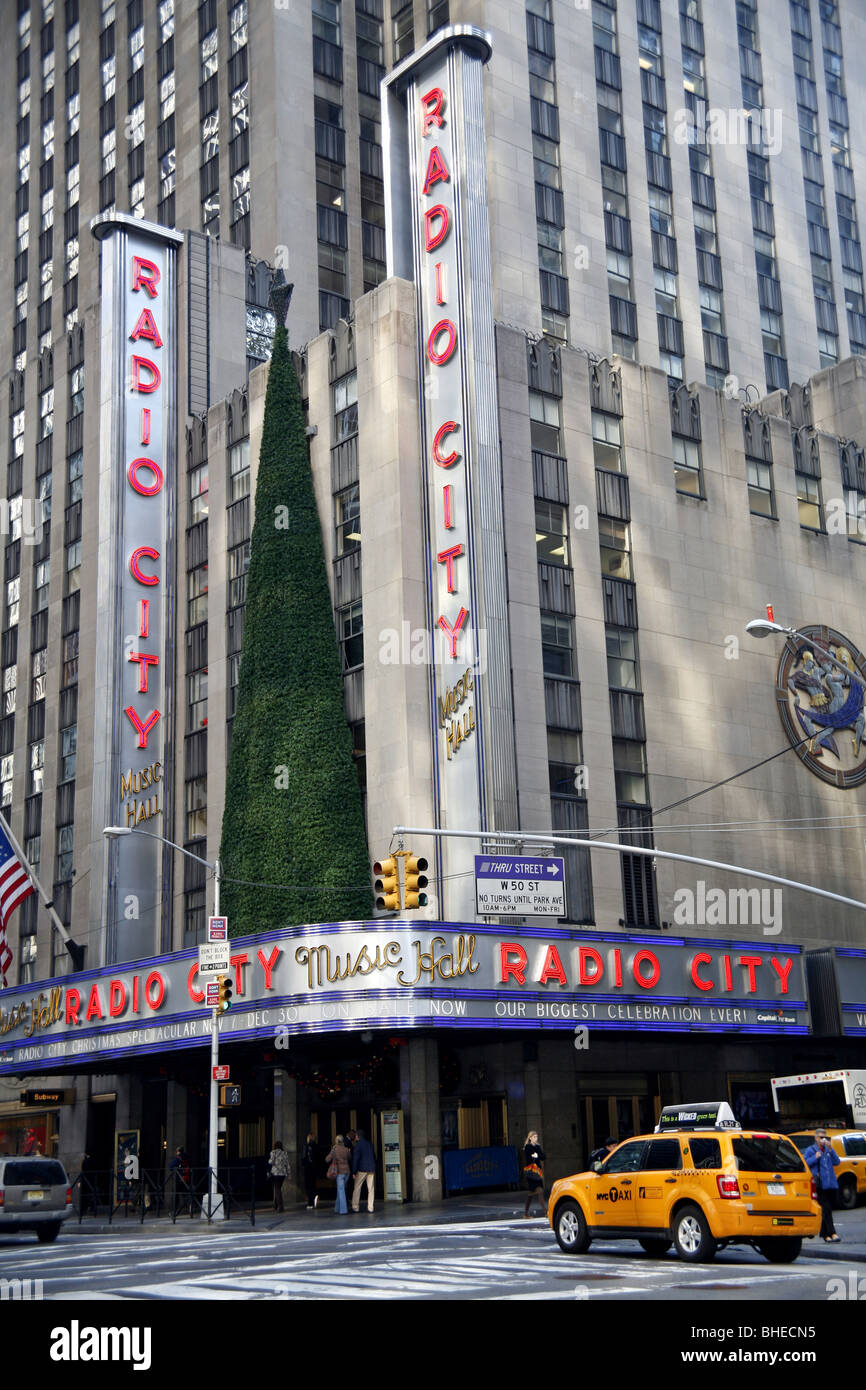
[403,855,429,910]
[373,857,401,911]
[217,974,233,1012]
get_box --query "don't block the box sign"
[90,215,183,963]
[383,26,519,919]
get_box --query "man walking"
[805,1129,841,1242]
[351,1129,377,1213]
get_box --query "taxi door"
[587,1140,646,1229]
[634,1136,684,1232]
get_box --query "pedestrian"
[268,1140,292,1212]
[324,1134,352,1214]
[523,1130,548,1218]
[302,1132,318,1210]
[589,1136,617,1169]
[805,1128,841,1242]
[79,1151,97,1217]
[351,1128,377,1213]
[169,1146,194,1215]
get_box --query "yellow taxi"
[549,1102,820,1264]
[788,1130,866,1210]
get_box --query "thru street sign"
[198,943,231,979]
[474,855,566,917]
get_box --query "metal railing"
[69,1166,258,1226]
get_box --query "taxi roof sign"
[655,1101,741,1133]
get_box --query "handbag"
[326,1159,338,1179]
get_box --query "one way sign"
[474,856,566,917]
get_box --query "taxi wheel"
[672,1204,717,1263]
[638,1237,672,1257]
[838,1179,857,1211]
[554,1200,591,1255]
[755,1237,802,1264]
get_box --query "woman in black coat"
[523,1130,548,1218]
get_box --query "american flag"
[0,820,35,983]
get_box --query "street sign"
[208,916,228,942]
[212,1065,230,1082]
[474,855,566,917]
[198,943,231,979]
[205,981,220,1008]
[220,1084,242,1107]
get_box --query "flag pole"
[0,813,84,969]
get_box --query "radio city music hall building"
[0,2,865,1199]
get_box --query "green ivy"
[219,323,373,934]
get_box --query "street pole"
[392,825,866,915]
[206,859,224,1221]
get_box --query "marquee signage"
[0,926,810,1075]
[90,216,182,960]
[383,28,520,918]
[833,948,866,1035]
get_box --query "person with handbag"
[324,1134,352,1214]
[267,1140,292,1213]
[523,1130,548,1219]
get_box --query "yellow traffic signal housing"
[373,857,401,911]
[403,855,429,910]
[217,974,233,1012]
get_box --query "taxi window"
[642,1138,682,1171]
[789,1135,812,1154]
[602,1141,646,1174]
[686,1137,722,1170]
[843,1135,866,1157]
[732,1137,804,1173]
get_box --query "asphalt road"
[0,1215,860,1301]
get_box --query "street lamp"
[103,826,224,1220]
[745,617,866,691]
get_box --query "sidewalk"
[62,1189,866,1261]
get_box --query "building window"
[11,411,25,459]
[187,669,208,729]
[540,611,574,678]
[333,372,358,441]
[39,389,54,440]
[229,439,250,502]
[246,305,275,362]
[231,80,249,137]
[128,102,145,148]
[56,824,74,882]
[598,516,631,580]
[102,129,116,175]
[796,471,824,530]
[61,630,78,687]
[339,600,363,670]
[201,111,219,161]
[229,0,247,53]
[59,724,77,783]
[189,463,208,525]
[69,365,84,415]
[548,729,582,797]
[34,559,50,613]
[188,562,208,626]
[313,0,341,46]
[606,626,639,690]
[65,539,82,593]
[228,652,241,718]
[200,29,218,82]
[392,2,414,61]
[31,648,47,703]
[529,390,561,455]
[129,25,144,73]
[6,578,20,628]
[67,450,83,504]
[160,71,175,121]
[2,666,16,716]
[613,738,648,804]
[535,500,569,566]
[29,740,44,796]
[0,754,12,808]
[228,540,250,608]
[159,0,174,41]
[185,777,207,839]
[335,484,361,554]
[592,411,623,471]
[672,435,703,497]
[747,457,775,518]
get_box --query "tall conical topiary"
[219,289,373,935]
